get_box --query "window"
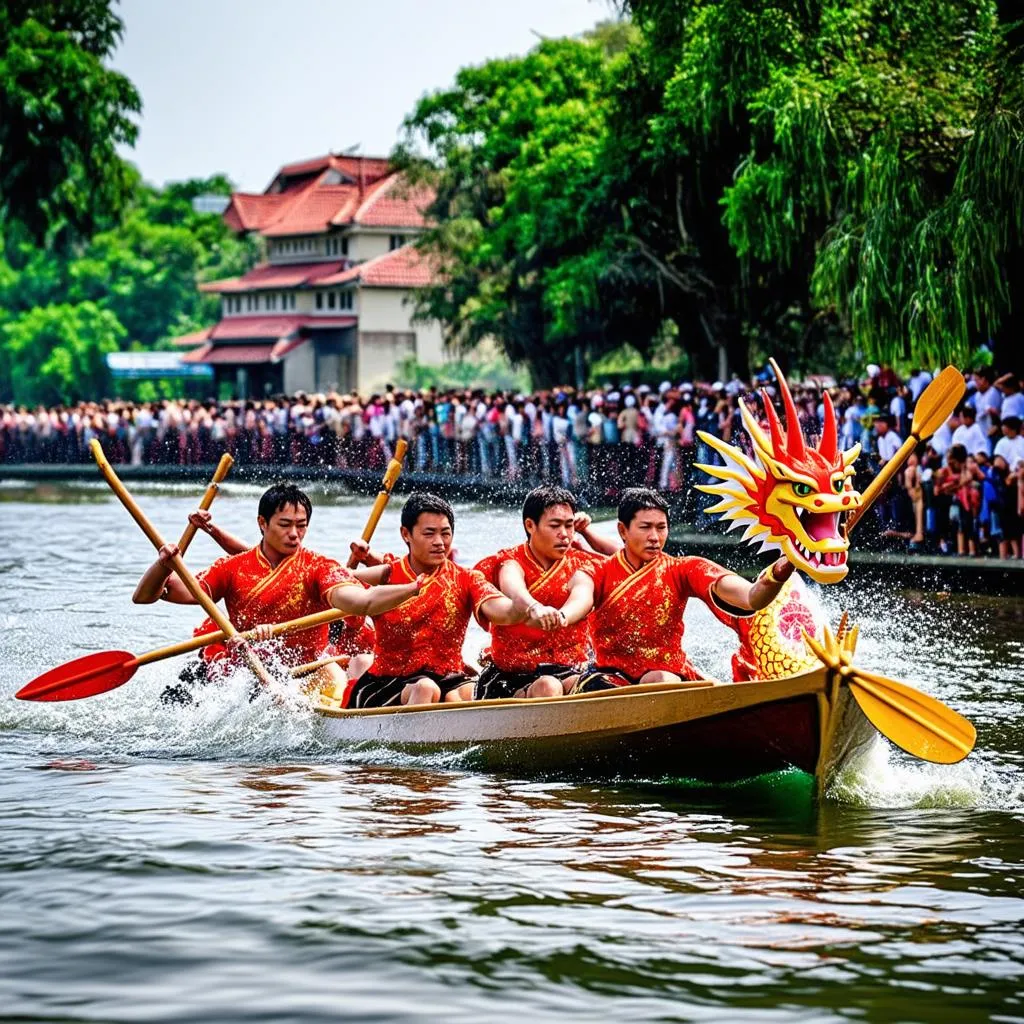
[316,292,323,310]
[338,291,353,310]
[328,292,336,309]
[389,234,406,250]
[341,237,349,256]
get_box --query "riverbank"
[4,462,1023,596]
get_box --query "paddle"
[803,625,976,764]
[175,453,234,556]
[347,439,408,568]
[89,440,275,688]
[19,444,414,703]
[16,606,350,701]
[845,365,965,534]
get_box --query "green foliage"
[0,0,140,244]
[0,301,124,404]
[395,354,530,393]
[395,23,670,386]
[0,175,256,404]
[626,0,1024,371]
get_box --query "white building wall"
[348,232,391,263]
[282,340,316,393]
[356,288,445,392]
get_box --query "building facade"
[179,154,444,396]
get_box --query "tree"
[621,0,1024,373]
[396,26,671,387]
[0,301,125,404]
[0,0,140,245]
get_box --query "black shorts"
[348,669,475,709]
[569,666,641,694]
[473,662,582,701]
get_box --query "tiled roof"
[181,343,278,365]
[222,155,434,239]
[168,327,212,348]
[317,244,437,289]
[199,261,349,293]
[353,175,432,227]
[207,315,308,340]
[274,154,392,186]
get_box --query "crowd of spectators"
[2,363,1022,559]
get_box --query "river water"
[1,481,1022,1023]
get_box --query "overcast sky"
[111,0,612,192]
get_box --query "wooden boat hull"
[313,667,877,788]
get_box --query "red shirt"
[369,556,503,676]
[474,543,601,671]
[196,545,358,665]
[590,551,735,679]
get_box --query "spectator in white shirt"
[907,368,932,403]
[874,415,903,464]
[996,374,1024,420]
[995,416,1024,470]
[968,367,1002,438]
[952,405,992,457]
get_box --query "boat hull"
[313,668,877,787]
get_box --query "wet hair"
[948,444,968,464]
[401,491,455,532]
[258,482,313,524]
[522,485,578,528]
[617,487,670,527]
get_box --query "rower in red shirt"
[133,482,421,699]
[561,487,794,688]
[177,506,377,681]
[347,492,542,708]
[473,485,602,700]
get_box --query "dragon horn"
[768,358,807,461]
[820,389,839,463]
[761,388,787,455]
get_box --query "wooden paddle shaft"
[134,607,348,667]
[175,453,234,556]
[89,441,273,686]
[347,439,408,568]
[845,435,917,533]
[846,366,965,535]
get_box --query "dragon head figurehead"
[695,359,862,585]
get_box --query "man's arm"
[328,578,423,617]
[713,558,795,612]
[558,571,595,626]
[572,512,621,556]
[132,543,201,605]
[497,560,562,630]
[187,510,248,556]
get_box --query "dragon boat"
[18,364,976,793]
[309,362,975,789]
[311,652,877,793]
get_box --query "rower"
[132,482,422,699]
[346,492,540,707]
[561,487,794,688]
[180,506,377,682]
[472,485,603,700]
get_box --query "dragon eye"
[832,478,845,493]
[793,483,813,497]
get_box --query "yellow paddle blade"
[846,666,976,764]
[911,365,966,440]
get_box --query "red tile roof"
[200,261,350,294]
[168,327,212,348]
[222,155,434,239]
[318,245,438,289]
[353,175,432,228]
[207,315,308,340]
[181,343,277,365]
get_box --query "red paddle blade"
[16,651,138,702]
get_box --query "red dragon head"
[695,360,861,584]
